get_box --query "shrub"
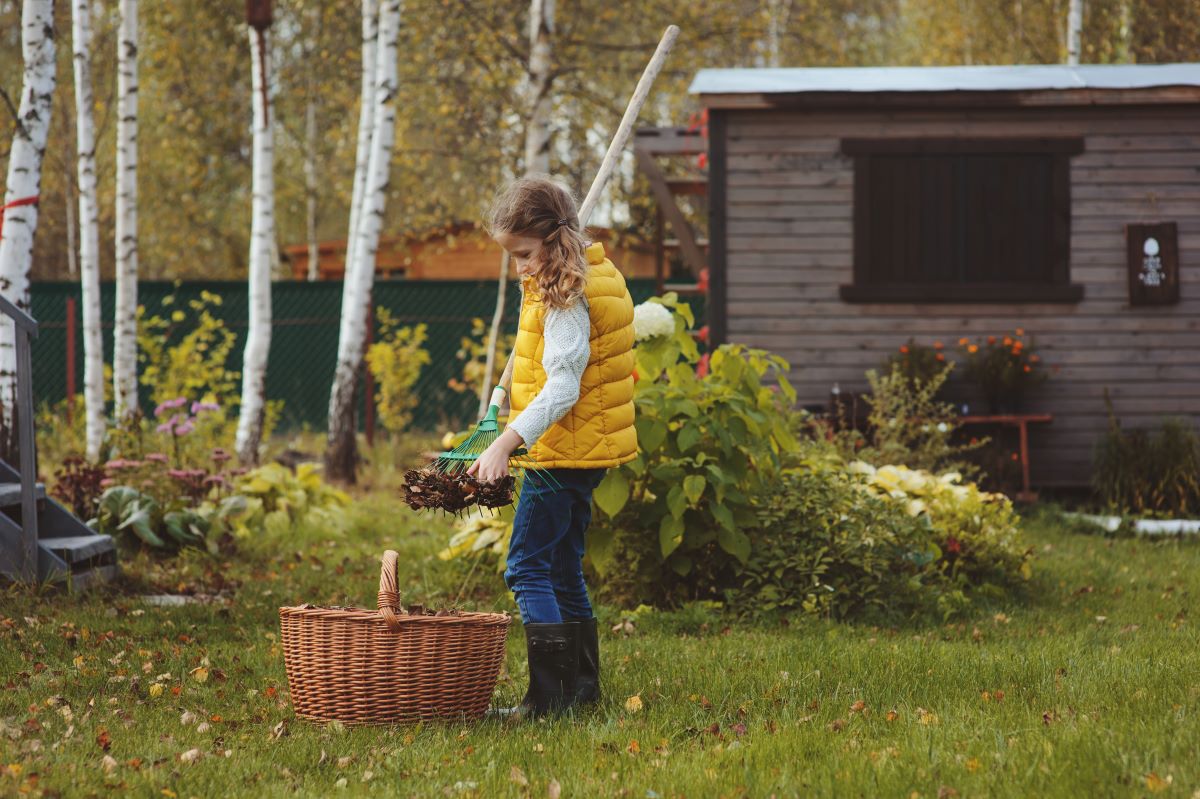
[364,310,431,436]
[448,317,515,397]
[834,363,981,475]
[731,455,1031,622]
[587,294,797,605]
[1094,408,1200,517]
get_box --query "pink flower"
[99,478,115,488]
[156,414,181,434]
[154,397,188,418]
[145,453,169,464]
[174,421,195,436]
[167,469,189,480]
[191,401,220,414]
[211,448,232,463]
[105,459,135,471]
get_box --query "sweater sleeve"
[508,298,591,447]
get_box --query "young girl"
[467,177,637,720]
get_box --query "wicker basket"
[279,550,511,724]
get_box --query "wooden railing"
[0,294,39,581]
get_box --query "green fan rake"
[401,388,560,517]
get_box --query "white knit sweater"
[508,290,591,447]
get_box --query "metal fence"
[29,279,703,433]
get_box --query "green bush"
[730,454,1032,622]
[586,294,797,606]
[1094,409,1200,517]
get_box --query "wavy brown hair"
[486,176,589,311]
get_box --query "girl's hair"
[486,176,589,310]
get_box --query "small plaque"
[1126,222,1179,306]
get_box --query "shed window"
[839,138,1084,303]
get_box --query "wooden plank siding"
[716,106,1200,487]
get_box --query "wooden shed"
[285,222,656,281]
[692,64,1200,487]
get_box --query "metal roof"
[689,64,1200,95]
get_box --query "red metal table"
[959,414,1053,502]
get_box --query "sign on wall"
[1126,222,1180,306]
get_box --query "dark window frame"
[839,137,1085,303]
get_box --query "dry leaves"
[509,765,528,787]
[624,695,643,713]
[547,778,562,799]
[179,748,202,764]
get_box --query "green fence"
[29,280,703,433]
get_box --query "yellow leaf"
[1144,773,1172,793]
[73,655,85,669]
[624,695,643,713]
[149,683,165,697]
[965,757,981,773]
[190,667,209,683]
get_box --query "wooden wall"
[717,105,1200,486]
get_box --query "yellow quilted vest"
[510,242,638,469]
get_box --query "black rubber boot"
[567,617,601,706]
[488,622,578,721]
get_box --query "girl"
[468,177,637,720]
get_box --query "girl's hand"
[467,429,523,483]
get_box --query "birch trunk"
[112,0,139,421]
[0,0,56,456]
[304,97,319,281]
[477,0,554,415]
[234,25,276,465]
[1067,0,1083,65]
[72,0,106,461]
[325,0,401,483]
[343,0,379,286]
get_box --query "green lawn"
[2,496,1198,798]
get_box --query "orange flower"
[899,345,909,354]
[988,336,996,345]
[1015,328,1025,336]
[934,341,944,350]
[1013,341,1023,352]
[1030,354,1040,363]
[1023,365,1032,373]
[936,353,945,361]
[968,344,979,354]
[958,337,969,346]
[1003,337,1013,346]
[1011,453,1019,461]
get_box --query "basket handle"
[377,550,405,630]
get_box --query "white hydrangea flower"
[632,301,675,342]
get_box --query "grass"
[2,497,1198,798]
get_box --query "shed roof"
[690,64,1200,109]
[690,64,1200,95]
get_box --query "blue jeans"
[504,468,606,624]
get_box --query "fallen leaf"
[916,708,939,726]
[179,748,201,764]
[937,787,959,799]
[335,777,347,789]
[885,710,899,722]
[180,711,198,726]
[270,720,288,740]
[993,690,1005,702]
[100,755,118,774]
[149,683,164,698]
[850,700,866,714]
[702,723,720,736]
[965,757,981,773]
[509,765,528,786]
[828,719,846,732]
[548,778,562,799]
[624,695,643,713]
[1144,772,1172,793]
[731,722,747,736]
[337,756,352,769]
[96,728,112,751]
[196,722,211,734]
[627,739,640,754]
[190,667,209,683]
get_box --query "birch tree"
[477,0,555,416]
[71,0,106,461]
[1067,0,1083,64]
[325,0,401,483]
[0,0,56,456]
[235,2,277,465]
[342,0,379,291]
[113,0,139,421]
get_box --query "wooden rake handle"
[577,24,680,227]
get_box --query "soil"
[401,467,515,513]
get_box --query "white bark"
[478,0,555,414]
[1067,0,1083,66]
[304,97,319,281]
[326,0,401,481]
[113,0,139,421]
[72,0,106,461]
[0,0,56,445]
[343,0,379,286]
[235,25,276,465]
[523,0,554,175]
